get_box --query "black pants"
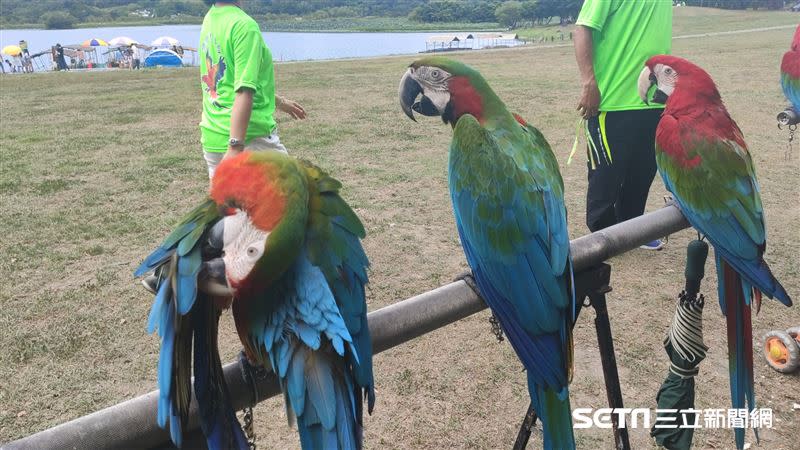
[585,109,662,232]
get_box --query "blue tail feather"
[529,377,575,450]
[718,256,757,450]
[291,347,360,450]
[193,295,248,450]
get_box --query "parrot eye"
[431,69,441,79]
[664,67,673,75]
[246,246,259,258]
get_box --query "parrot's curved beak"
[200,218,233,296]
[638,66,669,105]
[638,66,656,106]
[399,68,421,122]
[200,258,232,296]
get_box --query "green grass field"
[1,7,798,449]
[516,6,800,42]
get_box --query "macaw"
[639,55,793,449]
[135,150,374,449]
[781,24,800,112]
[399,57,575,449]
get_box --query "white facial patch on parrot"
[416,66,453,113]
[654,63,677,97]
[222,210,269,287]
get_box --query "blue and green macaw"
[640,55,793,449]
[400,57,576,449]
[135,150,374,449]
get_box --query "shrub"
[43,11,77,29]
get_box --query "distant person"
[573,0,672,250]
[199,0,306,179]
[12,55,22,73]
[131,44,141,69]
[5,59,14,73]
[55,43,69,71]
[19,39,29,56]
[22,53,33,73]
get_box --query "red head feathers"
[645,55,723,107]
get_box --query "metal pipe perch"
[5,204,690,450]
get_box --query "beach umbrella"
[2,45,22,56]
[82,38,108,47]
[151,36,179,47]
[108,36,138,46]
[651,239,709,450]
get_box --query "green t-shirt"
[199,5,276,152]
[577,0,672,112]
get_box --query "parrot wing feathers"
[657,114,790,305]
[781,49,800,110]
[135,198,230,448]
[299,159,374,412]
[450,115,573,391]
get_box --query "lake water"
[0,24,520,70]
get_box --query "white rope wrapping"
[666,297,709,379]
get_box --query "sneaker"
[640,239,665,251]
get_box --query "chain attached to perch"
[488,313,505,342]
[242,407,256,450]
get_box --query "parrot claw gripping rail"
[6,205,689,450]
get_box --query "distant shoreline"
[0,19,504,34]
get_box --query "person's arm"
[574,25,601,119]
[224,88,254,160]
[275,94,307,120]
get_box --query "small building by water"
[424,33,522,53]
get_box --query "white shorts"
[203,134,289,179]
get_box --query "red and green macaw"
[639,55,793,449]
[135,151,374,449]
[781,24,800,112]
[400,57,575,449]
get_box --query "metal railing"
[5,205,690,450]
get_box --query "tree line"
[0,0,787,30]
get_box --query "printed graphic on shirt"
[201,34,227,108]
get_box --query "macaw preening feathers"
[400,57,576,450]
[136,150,374,450]
[781,24,800,112]
[639,55,793,450]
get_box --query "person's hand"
[276,96,307,120]
[223,145,244,161]
[577,78,600,119]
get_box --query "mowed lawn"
[1,10,798,450]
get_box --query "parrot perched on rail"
[135,150,374,449]
[781,24,800,112]
[399,57,575,449]
[639,55,793,449]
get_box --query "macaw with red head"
[639,55,792,450]
[136,150,374,449]
[781,24,800,112]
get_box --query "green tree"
[43,11,78,29]
[495,1,524,28]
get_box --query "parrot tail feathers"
[194,295,249,450]
[529,380,575,450]
[720,259,757,450]
[292,346,361,450]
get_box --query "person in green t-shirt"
[199,0,306,179]
[574,0,672,250]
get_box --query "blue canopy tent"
[144,49,182,68]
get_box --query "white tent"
[109,36,138,46]
[151,36,179,47]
